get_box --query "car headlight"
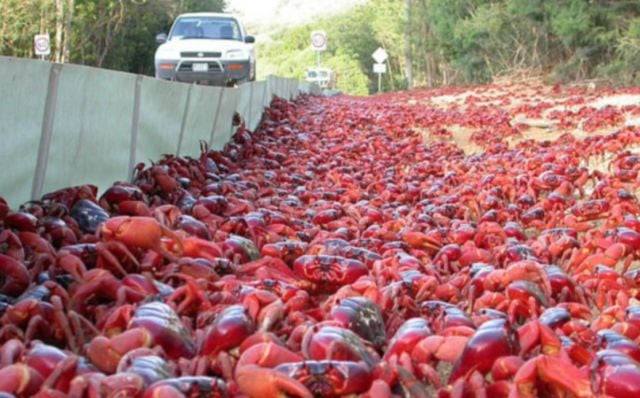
[225,49,250,60]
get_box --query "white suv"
[154,13,256,86]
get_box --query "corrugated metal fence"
[0,56,313,207]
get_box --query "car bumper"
[155,59,251,84]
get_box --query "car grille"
[180,52,222,58]
[177,61,223,72]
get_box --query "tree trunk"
[40,2,46,35]
[61,0,74,63]
[55,0,64,62]
[404,0,413,89]
[442,63,448,86]
[426,53,433,87]
[98,22,112,67]
[0,1,8,52]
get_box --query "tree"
[0,0,225,74]
[404,0,413,89]
[4,0,640,88]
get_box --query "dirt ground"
[417,86,640,158]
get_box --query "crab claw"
[511,354,592,398]
[0,364,43,396]
[100,216,182,262]
[236,365,312,398]
[86,327,153,374]
[518,320,562,357]
[180,237,223,262]
[412,335,469,364]
[237,342,303,368]
[402,231,442,252]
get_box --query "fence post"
[229,88,235,139]
[128,75,143,179]
[247,83,254,132]
[262,79,269,107]
[176,83,194,156]
[31,63,62,200]
[209,88,224,148]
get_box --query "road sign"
[372,47,388,64]
[373,63,387,74]
[373,62,387,93]
[34,34,51,56]
[310,31,327,51]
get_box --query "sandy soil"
[590,94,640,109]
[418,87,640,156]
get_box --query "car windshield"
[170,16,242,41]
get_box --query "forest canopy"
[260,0,640,94]
[3,0,640,94]
[0,0,225,74]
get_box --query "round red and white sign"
[310,31,327,51]
[34,34,51,56]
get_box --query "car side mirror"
[244,35,255,44]
[156,33,168,44]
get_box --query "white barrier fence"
[0,56,303,207]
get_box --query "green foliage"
[80,0,225,72]
[0,0,225,74]
[326,50,370,95]
[4,0,640,91]
[259,0,640,92]
[0,0,47,58]
[257,0,402,95]
[547,0,594,49]
[606,17,640,85]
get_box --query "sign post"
[372,47,388,93]
[34,34,51,60]
[310,30,327,68]
[373,63,387,93]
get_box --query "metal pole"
[317,51,320,68]
[128,75,143,180]
[176,83,194,156]
[378,73,381,93]
[209,89,224,148]
[32,64,61,200]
